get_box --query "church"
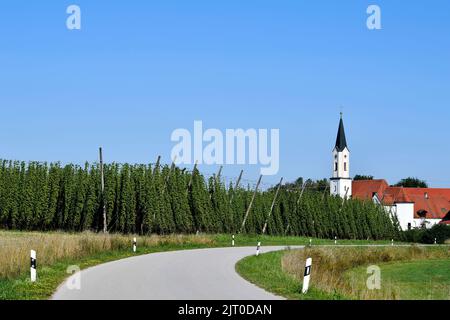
[330,114,450,230]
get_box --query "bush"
[402,229,425,243]
[402,224,450,244]
[422,224,450,244]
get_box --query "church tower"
[330,113,352,199]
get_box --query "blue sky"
[0,1,449,187]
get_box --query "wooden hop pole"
[99,147,107,233]
[153,155,161,175]
[297,181,308,205]
[162,156,177,195]
[262,177,283,235]
[229,170,244,205]
[216,166,223,183]
[341,187,349,207]
[285,181,308,235]
[187,161,198,191]
[240,175,262,233]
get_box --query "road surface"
[52,246,298,300]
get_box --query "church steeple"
[330,113,352,199]
[334,112,348,152]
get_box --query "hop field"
[0,160,401,240]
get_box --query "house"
[353,179,450,230]
[330,114,450,230]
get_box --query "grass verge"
[0,230,406,300]
[0,243,211,300]
[236,250,345,300]
[237,246,450,300]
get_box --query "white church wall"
[395,203,415,231]
[332,148,350,179]
[340,179,352,199]
[331,178,352,199]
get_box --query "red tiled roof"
[352,179,389,201]
[352,180,450,220]
[381,187,414,205]
[402,188,450,219]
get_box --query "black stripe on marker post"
[30,250,37,282]
[304,266,311,277]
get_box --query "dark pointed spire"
[335,113,348,152]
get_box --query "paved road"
[52,246,299,300]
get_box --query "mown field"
[0,231,396,300]
[348,259,450,300]
[237,246,450,300]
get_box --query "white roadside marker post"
[256,242,261,256]
[232,235,235,247]
[30,250,37,282]
[133,237,137,253]
[334,236,337,245]
[302,258,312,294]
[391,239,394,246]
[434,238,437,245]
[309,239,312,247]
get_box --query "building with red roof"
[330,115,450,230]
[352,179,450,229]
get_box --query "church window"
[344,162,347,171]
[335,162,338,171]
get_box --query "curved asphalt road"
[52,246,299,300]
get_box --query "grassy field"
[347,259,450,300]
[0,230,398,300]
[237,246,450,300]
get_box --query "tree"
[421,224,450,244]
[394,177,428,188]
[270,177,303,192]
[304,179,329,192]
[354,175,374,181]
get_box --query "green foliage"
[421,224,450,244]
[0,159,400,239]
[394,177,428,188]
[402,224,450,244]
[402,229,425,243]
[353,175,374,181]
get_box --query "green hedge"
[0,159,401,239]
[403,224,450,244]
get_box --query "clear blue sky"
[0,1,449,188]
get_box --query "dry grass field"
[281,246,450,299]
[0,231,214,279]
